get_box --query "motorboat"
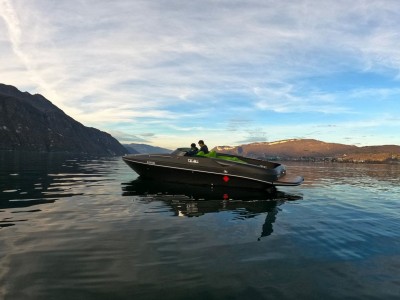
[122,148,304,191]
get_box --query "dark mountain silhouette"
[0,83,127,155]
[123,143,172,154]
[214,139,400,163]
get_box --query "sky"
[1,0,400,150]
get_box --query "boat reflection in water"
[122,178,302,239]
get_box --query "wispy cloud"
[1,0,400,148]
[253,84,350,114]
[0,0,63,104]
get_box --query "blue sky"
[1,0,400,149]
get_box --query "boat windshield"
[171,148,191,156]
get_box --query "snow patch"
[216,146,235,150]
[268,139,297,145]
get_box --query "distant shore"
[267,156,400,164]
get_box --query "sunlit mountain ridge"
[215,139,400,163]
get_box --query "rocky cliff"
[0,83,127,156]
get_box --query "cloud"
[253,84,350,114]
[0,0,63,104]
[2,0,400,148]
[235,135,268,145]
[226,118,252,132]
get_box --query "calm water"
[1,152,400,300]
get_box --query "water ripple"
[1,154,400,299]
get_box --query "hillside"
[123,143,172,154]
[215,139,400,163]
[0,83,127,155]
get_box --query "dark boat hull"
[124,158,274,190]
[122,151,303,190]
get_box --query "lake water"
[1,152,400,300]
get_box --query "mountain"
[214,139,400,163]
[123,143,172,154]
[123,145,140,154]
[0,83,127,155]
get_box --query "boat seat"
[196,151,247,164]
[196,150,217,158]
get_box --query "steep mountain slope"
[123,143,172,154]
[0,83,126,155]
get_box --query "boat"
[122,147,304,191]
